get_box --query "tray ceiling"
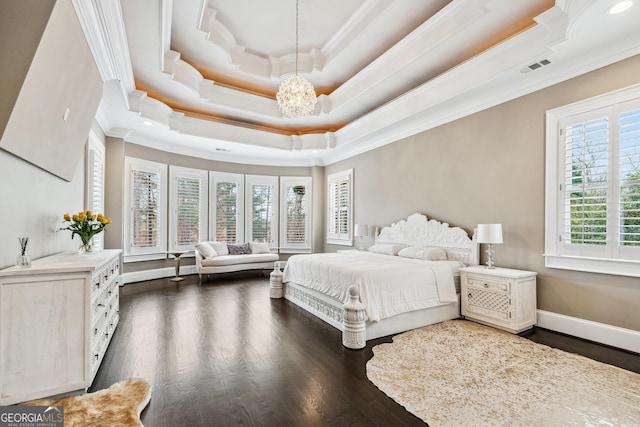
[76,0,640,166]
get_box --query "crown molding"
[72,0,134,92]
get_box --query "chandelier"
[276,0,317,118]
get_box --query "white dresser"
[0,250,121,405]
[460,266,537,334]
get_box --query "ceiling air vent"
[521,59,551,73]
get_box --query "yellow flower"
[72,214,79,221]
[63,213,71,221]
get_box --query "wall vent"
[521,59,551,73]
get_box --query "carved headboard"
[375,213,479,266]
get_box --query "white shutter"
[124,157,167,259]
[169,166,208,251]
[280,177,312,252]
[132,169,160,248]
[562,112,609,250]
[210,172,244,243]
[618,104,640,249]
[245,175,278,247]
[547,89,640,274]
[327,169,353,246]
[86,133,105,251]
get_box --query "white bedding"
[282,251,462,322]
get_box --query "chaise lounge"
[195,241,279,280]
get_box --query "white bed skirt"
[283,281,461,343]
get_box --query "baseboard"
[536,310,640,354]
[121,265,198,285]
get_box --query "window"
[86,132,105,251]
[545,85,640,277]
[327,169,353,246]
[246,175,279,247]
[169,166,208,252]
[124,157,167,260]
[210,172,244,243]
[280,176,312,253]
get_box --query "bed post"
[270,261,284,298]
[343,286,366,349]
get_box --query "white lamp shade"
[477,224,503,244]
[354,224,369,237]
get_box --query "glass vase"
[79,240,92,254]
[16,254,31,268]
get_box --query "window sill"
[124,253,167,263]
[544,254,640,278]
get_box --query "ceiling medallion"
[276,0,317,118]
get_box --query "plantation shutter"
[169,166,208,252]
[132,170,160,249]
[124,157,167,258]
[562,113,609,248]
[210,172,244,243]
[327,169,353,245]
[280,177,312,252]
[251,184,273,242]
[558,98,640,260]
[87,142,104,250]
[618,106,640,248]
[244,175,278,247]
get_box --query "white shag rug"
[366,320,640,427]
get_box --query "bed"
[271,213,479,349]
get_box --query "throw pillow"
[250,242,271,254]
[209,241,229,256]
[195,242,217,259]
[227,243,252,255]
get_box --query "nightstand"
[460,266,537,334]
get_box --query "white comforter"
[282,251,461,322]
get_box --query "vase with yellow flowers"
[59,210,111,253]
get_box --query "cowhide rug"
[367,320,640,426]
[23,378,151,427]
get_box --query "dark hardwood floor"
[90,273,640,426]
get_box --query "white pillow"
[250,242,271,254]
[367,243,405,256]
[195,242,217,259]
[398,246,447,261]
[209,241,229,256]
[446,250,464,262]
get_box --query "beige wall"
[325,54,640,331]
[105,141,320,273]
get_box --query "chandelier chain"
[295,0,299,76]
[276,0,317,118]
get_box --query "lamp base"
[485,243,496,269]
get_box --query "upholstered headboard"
[375,213,479,266]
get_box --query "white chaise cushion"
[200,253,279,267]
[208,241,229,256]
[195,242,217,259]
[250,242,271,254]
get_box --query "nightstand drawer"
[466,287,510,319]
[465,276,510,293]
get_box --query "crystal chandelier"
[276,0,317,118]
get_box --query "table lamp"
[354,224,368,250]
[477,224,503,269]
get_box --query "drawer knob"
[468,293,472,298]
[483,283,489,288]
